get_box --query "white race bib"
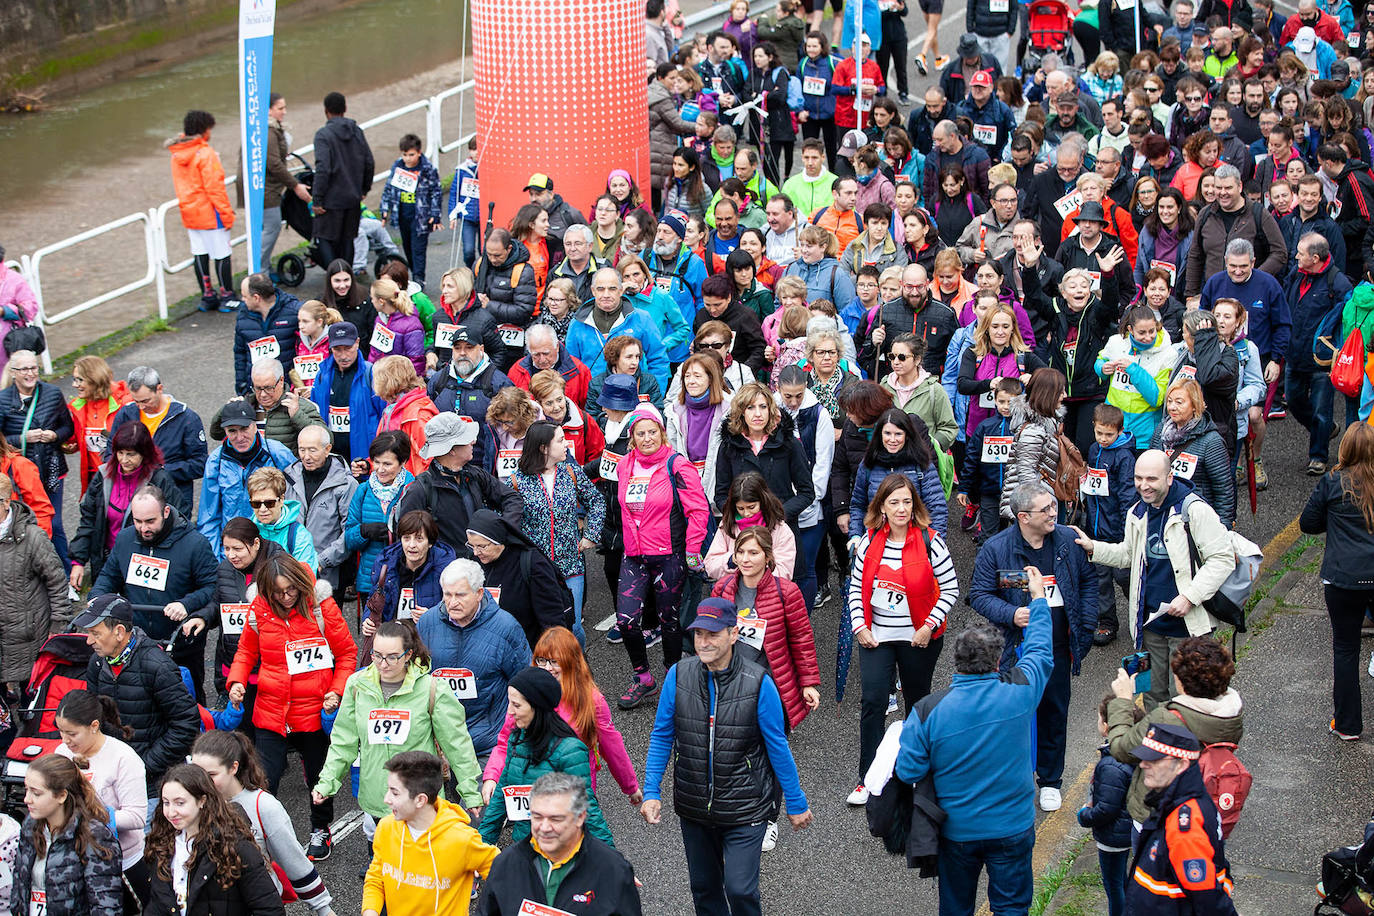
[1171,451,1199,479]
[460,177,479,200]
[389,169,419,193]
[497,324,526,348]
[978,389,997,409]
[1043,575,1064,607]
[655,274,673,292]
[30,890,46,916]
[371,323,396,353]
[982,435,1013,464]
[503,784,533,821]
[294,354,324,382]
[284,637,333,676]
[1054,190,1084,219]
[1113,367,1137,393]
[737,610,768,651]
[435,323,459,349]
[803,75,827,95]
[518,901,576,916]
[328,406,351,433]
[83,428,107,455]
[599,451,622,481]
[248,336,280,361]
[367,708,412,745]
[626,473,652,508]
[127,553,169,592]
[990,0,1009,9]
[1149,259,1177,285]
[972,122,998,146]
[1080,468,1109,497]
[397,588,416,621]
[220,603,250,637]
[496,449,521,480]
[855,80,873,111]
[433,667,477,700]
[1176,365,1197,382]
[873,568,909,617]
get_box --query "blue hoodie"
[961,411,1013,501]
[1084,431,1137,543]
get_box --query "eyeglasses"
[253,381,282,393]
[811,348,838,357]
[11,366,38,374]
[249,498,280,509]
[371,650,411,664]
[466,540,498,553]
[534,656,557,669]
[697,340,727,350]
[1023,503,1058,517]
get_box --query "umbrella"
[1245,430,1257,515]
[836,604,854,704]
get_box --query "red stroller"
[1026,0,1076,69]
[0,633,92,816]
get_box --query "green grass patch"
[1214,535,1319,660]
[1030,833,1092,916]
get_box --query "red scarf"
[1299,255,1332,299]
[860,524,944,636]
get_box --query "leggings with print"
[617,553,686,672]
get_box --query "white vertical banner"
[239,0,277,274]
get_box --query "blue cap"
[688,597,738,632]
[1131,722,1201,762]
[597,373,640,412]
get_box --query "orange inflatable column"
[473,0,650,231]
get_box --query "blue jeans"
[1099,848,1129,916]
[48,475,69,570]
[680,818,767,916]
[793,521,823,612]
[568,572,587,646]
[1285,366,1334,462]
[937,825,1035,916]
[459,218,479,268]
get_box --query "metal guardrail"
[4,0,774,373]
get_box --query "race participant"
[0,348,75,565]
[477,666,614,847]
[846,407,950,541]
[425,324,515,474]
[362,751,497,916]
[465,507,574,650]
[245,467,318,568]
[713,380,815,527]
[227,553,357,861]
[640,598,813,915]
[706,471,798,580]
[372,355,438,477]
[77,594,199,828]
[480,773,642,915]
[970,481,1098,813]
[66,355,131,497]
[197,399,296,559]
[528,369,605,465]
[213,517,285,718]
[361,510,456,638]
[284,424,358,590]
[89,484,219,703]
[54,689,149,911]
[192,730,335,916]
[344,430,414,613]
[11,755,122,916]
[208,359,326,454]
[0,473,67,695]
[1149,378,1236,530]
[416,558,532,761]
[307,321,387,466]
[143,763,285,915]
[233,273,302,398]
[505,324,593,409]
[105,366,208,509]
[312,620,483,837]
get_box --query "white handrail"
[12,0,777,363]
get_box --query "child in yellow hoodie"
[363,751,498,916]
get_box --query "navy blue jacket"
[968,522,1098,673]
[308,355,387,460]
[1084,432,1138,543]
[105,400,207,509]
[364,539,457,627]
[960,412,1013,502]
[1077,743,1135,849]
[1197,269,1292,361]
[847,457,949,539]
[233,291,302,396]
[0,380,73,490]
[426,359,514,473]
[1283,257,1353,372]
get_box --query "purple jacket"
[959,347,1028,436]
[366,311,426,375]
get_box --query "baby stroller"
[1025,0,1075,71]
[276,153,407,287]
[0,633,92,818]
[1316,811,1374,914]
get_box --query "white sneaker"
[846,784,870,806]
[1039,787,1062,811]
[886,693,899,715]
[761,821,778,852]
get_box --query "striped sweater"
[847,531,960,642]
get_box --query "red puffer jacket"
[712,568,820,729]
[227,578,357,734]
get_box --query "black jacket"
[830,417,875,514]
[311,116,375,210]
[1023,167,1083,259]
[1150,415,1237,529]
[233,290,302,396]
[211,539,286,691]
[395,461,524,559]
[1302,468,1374,589]
[479,542,574,650]
[692,299,767,373]
[1078,743,1136,850]
[427,359,515,472]
[9,813,122,916]
[905,104,945,157]
[712,411,815,523]
[105,399,208,508]
[866,296,959,375]
[1098,0,1152,56]
[481,833,642,916]
[85,627,200,785]
[0,380,72,490]
[144,832,286,916]
[966,0,1016,37]
[1331,160,1374,278]
[428,293,503,365]
[473,239,539,371]
[865,690,948,878]
[1126,764,1236,915]
[1031,271,1118,403]
[69,464,188,580]
[1171,326,1240,463]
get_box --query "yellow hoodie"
[362,798,497,916]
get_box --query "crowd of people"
[10,0,1374,912]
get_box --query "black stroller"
[275,153,407,286]
[1316,810,1374,914]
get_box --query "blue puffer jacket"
[968,522,1098,673]
[233,290,301,396]
[1083,431,1137,543]
[847,457,949,539]
[1077,743,1135,849]
[565,298,670,392]
[415,594,532,755]
[196,434,296,558]
[343,470,415,594]
[798,54,839,120]
[309,354,387,460]
[365,538,457,627]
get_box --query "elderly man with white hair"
[504,322,594,407]
[416,557,532,759]
[284,424,357,589]
[209,357,325,453]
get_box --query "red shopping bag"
[1331,327,1365,397]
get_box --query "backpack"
[785,72,805,112]
[1179,492,1263,638]
[1170,710,1252,840]
[1045,423,1086,507]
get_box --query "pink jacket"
[0,266,39,373]
[617,445,709,557]
[705,521,797,580]
[482,692,640,796]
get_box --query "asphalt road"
[52,7,1332,913]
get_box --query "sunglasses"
[698,340,727,350]
[890,353,912,362]
[249,498,280,509]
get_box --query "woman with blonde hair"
[956,303,1043,439]
[372,354,437,475]
[67,355,131,496]
[535,277,579,344]
[366,277,425,375]
[530,369,605,465]
[486,385,540,480]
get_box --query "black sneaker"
[306,828,332,861]
[618,673,659,710]
[1092,625,1117,647]
[816,584,833,607]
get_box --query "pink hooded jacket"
[617,405,709,557]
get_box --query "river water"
[0,0,469,207]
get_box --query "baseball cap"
[72,593,135,630]
[328,321,359,347]
[1131,722,1202,761]
[688,597,738,632]
[524,173,553,192]
[448,324,475,346]
[860,32,873,45]
[1294,26,1317,53]
[220,399,258,429]
[839,128,867,158]
[419,412,479,459]
[971,70,993,88]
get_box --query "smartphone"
[998,569,1029,590]
[1121,652,1151,676]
